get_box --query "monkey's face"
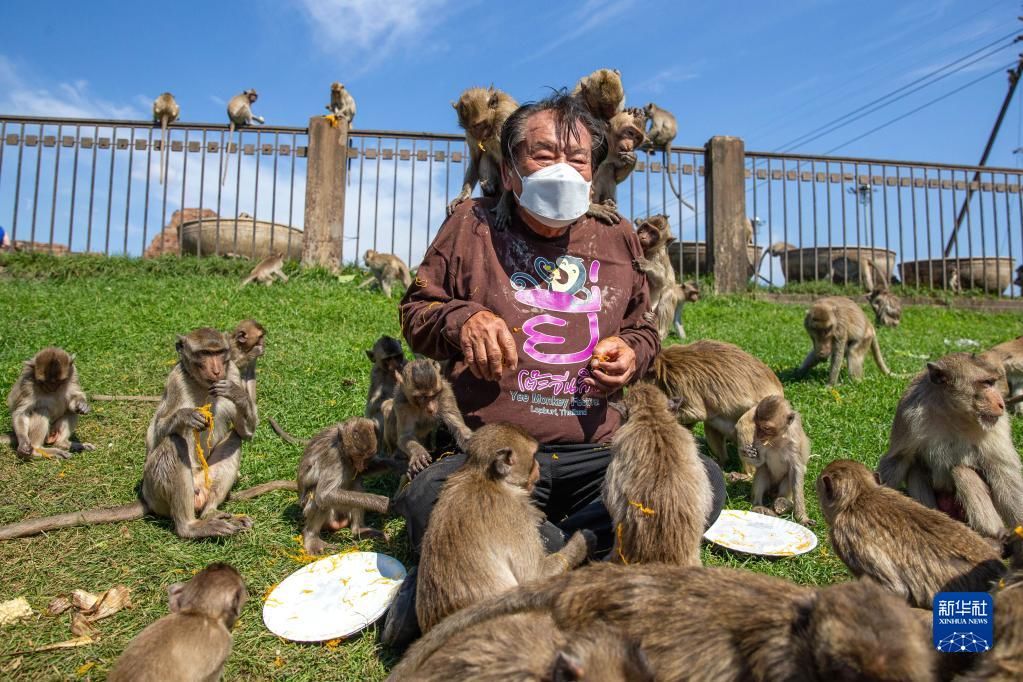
[683,283,700,303]
[33,349,72,392]
[972,374,1005,428]
[247,92,258,104]
[617,128,643,155]
[178,330,230,386]
[412,387,441,417]
[381,354,405,374]
[636,224,664,251]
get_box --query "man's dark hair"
[500,89,607,171]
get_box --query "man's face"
[501,109,593,196]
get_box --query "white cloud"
[631,67,700,96]
[0,55,144,119]
[517,0,637,65]
[296,0,455,72]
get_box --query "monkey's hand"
[586,202,621,225]
[15,441,33,459]
[177,407,210,431]
[447,190,471,216]
[406,449,433,479]
[741,444,761,463]
[479,177,496,195]
[617,151,636,166]
[633,257,653,273]
[70,398,90,415]
[210,380,247,406]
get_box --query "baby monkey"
[108,562,247,682]
[298,417,391,555]
[7,346,93,460]
[736,395,813,526]
[359,249,412,297]
[240,253,288,286]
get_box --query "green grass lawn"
[0,253,1020,680]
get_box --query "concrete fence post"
[302,116,348,270]
[704,135,747,294]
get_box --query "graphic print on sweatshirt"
[507,255,601,419]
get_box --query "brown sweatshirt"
[399,198,660,445]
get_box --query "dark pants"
[392,442,727,558]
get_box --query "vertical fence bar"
[123,127,135,255]
[48,123,62,253]
[29,123,44,246]
[12,123,26,242]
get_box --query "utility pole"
[944,29,1023,257]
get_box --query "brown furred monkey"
[877,353,1023,538]
[221,89,264,186]
[228,319,264,408]
[632,214,696,339]
[866,283,902,328]
[393,563,936,682]
[108,562,247,682]
[359,249,412,297]
[151,92,179,185]
[415,424,592,633]
[605,383,711,566]
[587,110,645,225]
[735,395,813,525]
[326,81,356,126]
[984,335,1023,415]
[796,296,891,386]
[817,459,1004,608]
[448,86,518,216]
[394,612,653,682]
[648,340,784,467]
[383,358,472,479]
[240,253,288,287]
[298,418,391,555]
[365,335,406,440]
[639,102,692,209]
[7,347,94,460]
[571,68,625,121]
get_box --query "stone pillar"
[704,136,747,294]
[302,116,348,269]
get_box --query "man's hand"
[583,336,636,396]
[460,310,519,382]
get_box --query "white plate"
[703,509,818,557]
[262,551,407,642]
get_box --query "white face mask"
[514,162,591,228]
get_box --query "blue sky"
[2,0,1022,167]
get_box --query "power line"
[776,31,1019,152]
[822,60,1013,154]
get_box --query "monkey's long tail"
[230,480,297,501]
[662,149,695,211]
[221,123,235,186]
[389,580,565,679]
[871,337,892,376]
[159,115,169,185]
[91,394,162,402]
[0,501,146,541]
[268,417,308,447]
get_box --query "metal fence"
[745,150,1023,297]
[0,115,308,258]
[2,112,1020,298]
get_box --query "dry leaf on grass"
[0,597,34,626]
[71,585,132,622]
[71,613,99,638]
[5,635,96,656]
[47,596,73,616]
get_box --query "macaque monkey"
[365,335,406,439]
[587,110,645,225]
[448,86,518,218]
[240,253,288,287]
[638,102,690,208]
[949,265,963,294]
[108,563,247,682]
[395,563,935,682]
[391,613,653,682]
[383,358,472,478]
[298,418,391,554]
[571,68,625,121]
[796,296,891,386]
[221,89,264,186]
[358,249,412,297]
[632,215,697,338]
[984,336,1023,415]
[866,283,902,328]
[877,353,1023,538]
[648,340,784,467]
[416,424,591,633]
[817,460,1004,608]
[326,81,356,126]
[151,92,179,185]
[735,396,812,525]
[604,383,711,565]
[7,347,93,460]
[228,319,264,408]
[961,564,1023,680]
